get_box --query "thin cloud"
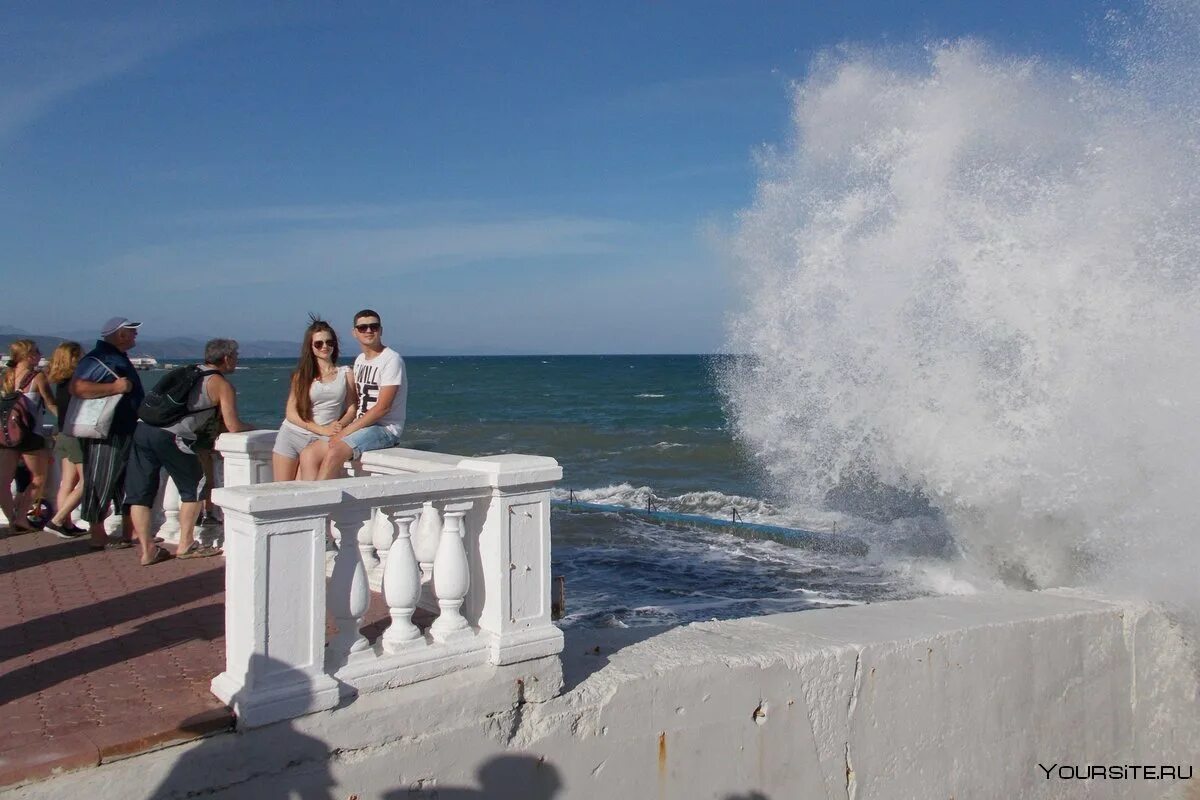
[0,6,289,145]
[94,215,639,291]
[170,200,489,227]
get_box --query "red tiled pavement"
[0,527,397,789]
[0,529,231,788]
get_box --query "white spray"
[722,2,1200,606]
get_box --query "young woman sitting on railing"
[271,316,358,481]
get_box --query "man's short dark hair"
[205,338,239,364]
[353,309,381,325]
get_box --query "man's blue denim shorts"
[341,425,401,459]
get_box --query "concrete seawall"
[6,590,1198,799]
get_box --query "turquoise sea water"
[154,355,924,627]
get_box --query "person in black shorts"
[123,339,253,566]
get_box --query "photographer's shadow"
[383,754,562,800]
[150,654,335,799]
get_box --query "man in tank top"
[124,338,254,565]
[315,309,407,479]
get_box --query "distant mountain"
[1,327,546,358]
[0,329,299,359]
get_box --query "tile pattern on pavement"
[0,528,231,787]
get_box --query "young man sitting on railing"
[306,309,408,480]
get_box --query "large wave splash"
[721,2,1200,605]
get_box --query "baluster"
[412,501,442,585]
[430,509,472,642]
[358,507,380,575]
[157,473,182,544]
[382,511,424,652]
[327,507,372,663]
[371,508,393,578]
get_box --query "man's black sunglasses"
[355,322,381,333]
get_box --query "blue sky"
[1,1,1129,354]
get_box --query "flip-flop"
[177,544,221,560]
[141,546,173,566]
[88,539,128,551]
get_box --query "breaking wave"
[721,1,1200,608]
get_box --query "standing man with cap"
[70,317,145,550]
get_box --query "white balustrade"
[156,474,181,544]
[327,505,373,665]
[211,433,564,729]
[411,501,442,608]
[218,430,277,486]
[430,506,473,642]
[381,510,423,653]
[370,508,394,575]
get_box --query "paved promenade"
[0,528,231,787]
[0,524,401,790]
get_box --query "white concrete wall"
[6,590,1198,800]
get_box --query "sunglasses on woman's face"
[355,322,381,333]
[312,339,335,349]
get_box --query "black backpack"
[138,366,215,427]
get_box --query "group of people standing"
[1,308,408,567]
[0,338,87,537]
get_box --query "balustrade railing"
[209,432,564,728]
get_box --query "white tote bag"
[62,358,123,439]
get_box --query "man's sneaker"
[45,521,85,539]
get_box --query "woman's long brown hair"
[291,316,340,422]
[48,341,83,384]
[2,339,36,394]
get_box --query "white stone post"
[215,430,277,488]
[382,510,424,653]
[327,504,373,667]
[156,474,181,545]
[456,455,565,665]
[430,506,473,643]
[358,507,380,573]
[210,482,342,730]
[412,501,441,609]
[371,508,393,578]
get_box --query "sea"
[158,355,930,629]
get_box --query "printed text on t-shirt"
[356,363,381,416]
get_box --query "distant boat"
[129,356,159,370]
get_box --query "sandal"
[141,546,173,566]
[177,543,221,559]
[89,541,133,551]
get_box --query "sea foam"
[721,1,1200,609]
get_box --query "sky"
[1,1,1132,354]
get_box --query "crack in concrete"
[504,679,528,746]
[844,741,857,800]
[845,648,863,800]
[847,649,862,718]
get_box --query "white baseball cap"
[100,317,142,336]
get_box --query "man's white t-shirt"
[353,346,407,435]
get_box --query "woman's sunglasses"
[312,339,336,349]
[355,322,381,333]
